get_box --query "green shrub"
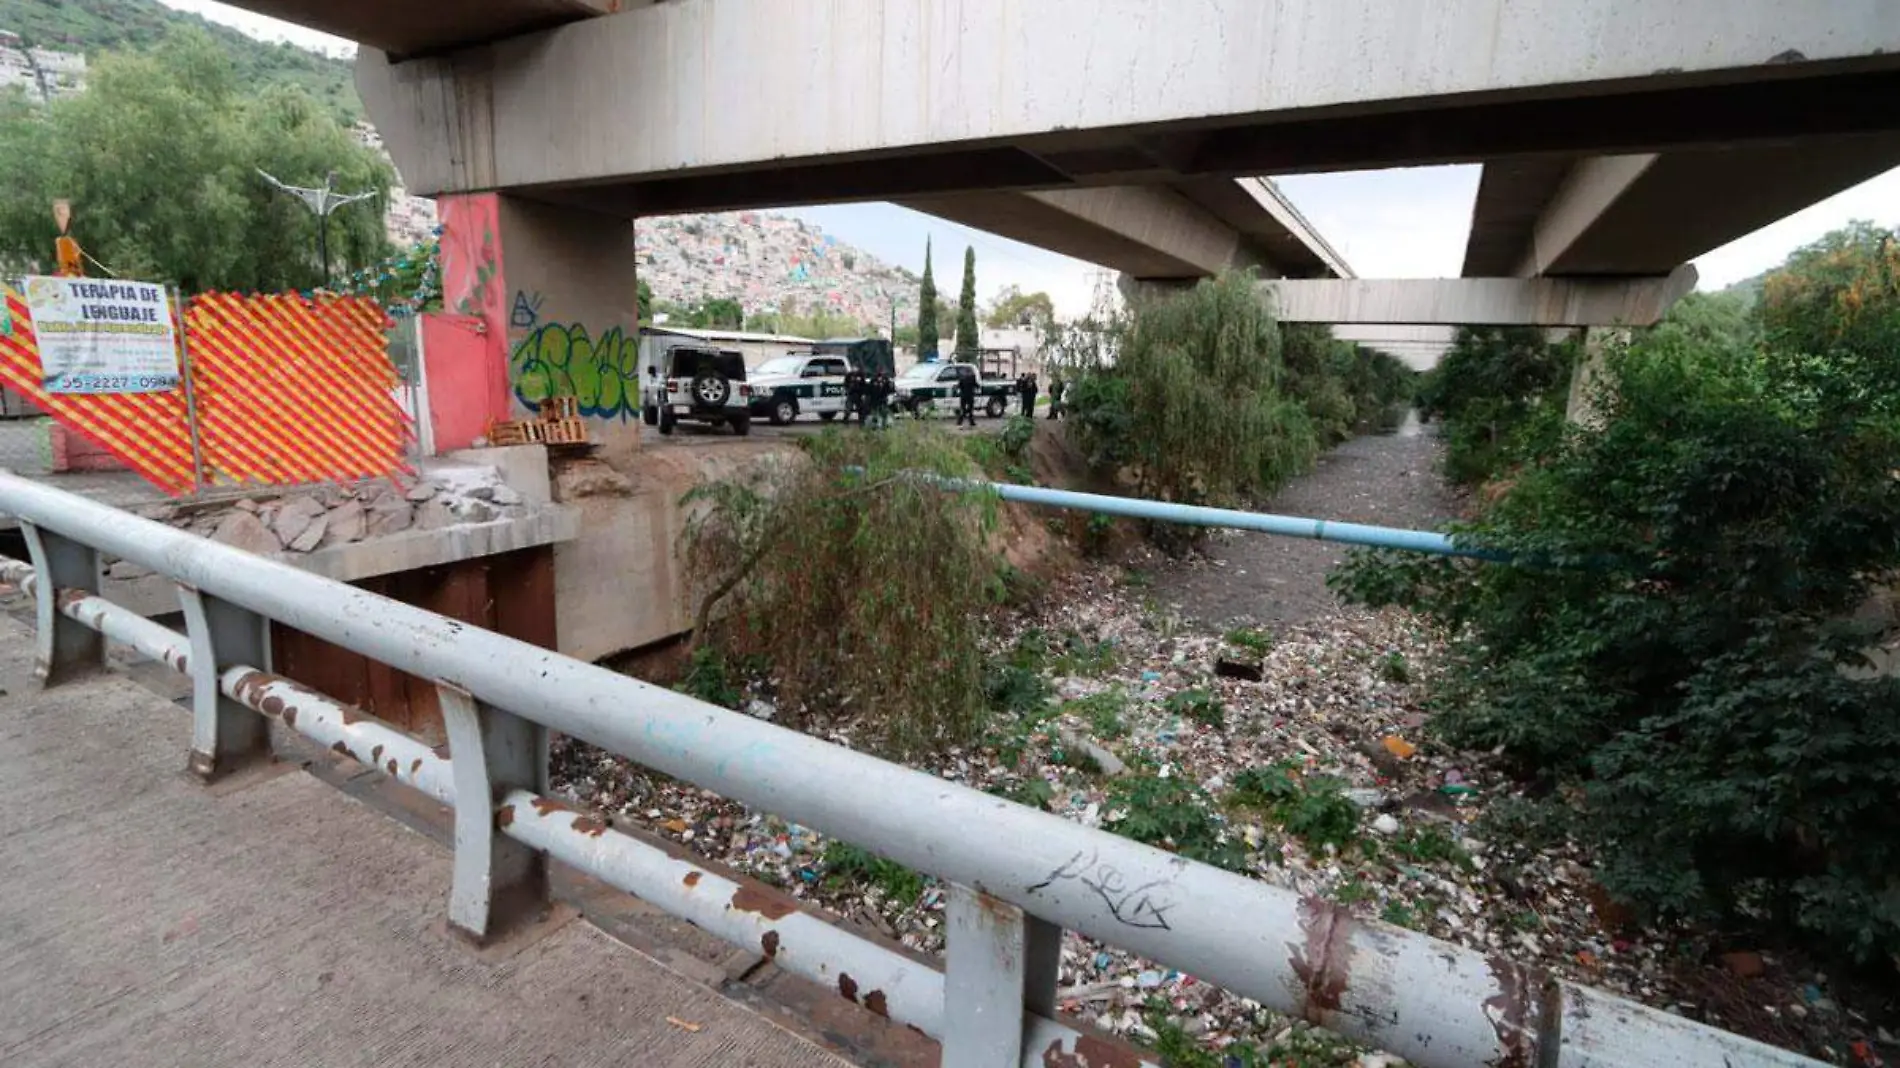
[1331,225,1900,963]
[676,645,744,708]
[1230,763,1304,809]
[1080,512,1115,557]
[1389,824,1473,871]
[1417,326,1576,487]
[1280,322,1415,446]
[1277,777,1361,852]
[1223,626,1274,655]
[1378,651,1411,684]
[999,414,1037,459]
[1104,773,1247,872]
[1231,763,1360,852]
[983,659,1052,719]
[821,840,926,904]
[1163,687,1226,729]
[989,777,1055,811]
[1048,629,1118,675]
[1380,900,1426,930]
[682,424,1001,756]
[1063,690,1129,739]
[1144,1006,1266,1068]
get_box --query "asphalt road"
[646,408,1018,447]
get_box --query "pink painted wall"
[422,194,513,452]
[420,313,504,452]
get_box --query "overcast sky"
[161,0,1900,316]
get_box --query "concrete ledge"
[1261,267,1697,327]
[104,506,580,617]
[289,505,579,583]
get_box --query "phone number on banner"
[50,372,181,394]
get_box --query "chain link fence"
[0,390,57,476]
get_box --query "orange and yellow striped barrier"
[0,286,411,495]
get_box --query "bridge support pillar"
[177,585,273,781]
[20,522,103,685]
[433,193,643,462]
[1566,326,1626,427]
[439,681,550,943]
[943,883,1061,1068]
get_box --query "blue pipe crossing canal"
[848,467,1500,560]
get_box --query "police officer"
[844,369,865,425]
[1022,373,1040,417]
[1047,376,1065,420]
[955,366,979,427]
[870,372,894,429]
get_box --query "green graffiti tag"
[510,322,641,420]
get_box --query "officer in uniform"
[955,366,979,427]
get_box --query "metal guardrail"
[0,470,1816,1068]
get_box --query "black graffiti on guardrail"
[1029,848,1178,931]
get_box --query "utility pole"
[256,169,378,289]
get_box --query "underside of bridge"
[214,0,1900,364]
[1463,135,1900,278]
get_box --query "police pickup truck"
[893,361,1012,418]
[747,352,851,425]
[747,338,897,426]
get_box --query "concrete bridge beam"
[349,0,1900,203]
[1260,268,1697,328]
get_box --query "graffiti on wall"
[510,290,544,330]
[510,320,642,421]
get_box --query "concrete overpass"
[337,0,1899,206]
[228,0,1353,282]
[903,176,1352,281]
[219,0,1899,385]
[1462,137,1900,278]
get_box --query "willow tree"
[681,424,1002,757]
[1065,271,1317,520]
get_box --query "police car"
[893,361,1012,418]
[747,353,852,425]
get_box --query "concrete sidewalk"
[0,615,851,1068]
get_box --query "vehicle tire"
[986,395,1007,418]
[658,410,676,436]
[818,412,837,422]
[771,398,797,426]
[692,371,732,408]
[642,404,658,427]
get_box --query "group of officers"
[841,369,900,429]
[840,365,1068,429]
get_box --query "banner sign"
[20,276,179,394]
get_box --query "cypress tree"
[956,245,980,358]
[916,239,939,360]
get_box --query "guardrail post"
[19,522,104,685]
[177,584,272,780]
[438,681,549,942]
[944,883,1062,1067]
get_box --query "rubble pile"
[111,467,528,576]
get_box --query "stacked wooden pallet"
[488,397,589,447]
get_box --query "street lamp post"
[256,169,379,289]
